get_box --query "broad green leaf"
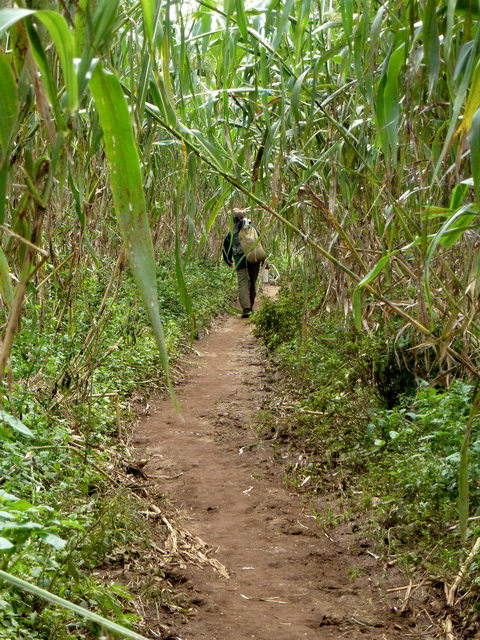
[0,570,151,640]
[339,0,354,42]
[0,491,19,503]
[455,59,480,143]
[471,107,480,205]
[358,254,392,288]
[34,11,77,114]
[294,0,312,63]
[449,182,470,210]
[205,187,230,233]
[91,0,120,50]
[0,538,13,552]
[0,51,17,151]
[0,9,77,115]
[0,8,32,35]
[74,0,88,57]
[424,204,477,307]
[291,70,309,124]
[444,0,457,59]
[88,65,177,410]
[42,533,67,550]
[272,0,294,50]
[0,410,33,437]
[434,33,480,178]
[423,0,440,95]
[235,0,249,42]
[3,522,43,532]
[0,246,14,309]
[4,500,33,512]
[377,40,405,168]
[148,67,177,128]
[0,51,18,226]
[76,0,120,97]
[140,0,155,49]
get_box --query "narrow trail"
[134,286,421,640]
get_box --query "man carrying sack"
[222,208,267,318]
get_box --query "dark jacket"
[223,225,247,271]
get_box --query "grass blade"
[88,64,178,410]
[471,106,480,205]
[423,0,440,95]
[0,247,14,309]
[0,50,18,226]
[0,9,77,116]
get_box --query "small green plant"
[347,567,363,582]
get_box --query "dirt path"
[134,286,422,640]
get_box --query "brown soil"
[133,285,432,640]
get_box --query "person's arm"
[222,232,234,266]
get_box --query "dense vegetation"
[254,276,480,559]
[253,273,480,634]
[0,256,233,638]
[1,0,480,636]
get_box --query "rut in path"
[135,288,423,640]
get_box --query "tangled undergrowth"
[252,275,480,634]
[0,254,235,639]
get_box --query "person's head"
[233,208,245,226]
[233,208,248,228]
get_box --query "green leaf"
[140,0,155,49]
[0,246,14,308]
[353,287,362,331]
[471,107,480,206]
[0,411,33,437]
[0,8,32,36]
[0,51,17,151]
[272,0,294,50]
[5,500,33,512]
[76,0,120,98]
[291,69,309,124]
[339,0,353,42]
[74,0,88,58]
[0,51,18,226]
[91,0,120,50]
[434,33,480,178]
[0,570,151,640]
[357,254,392,288]
[458,386,480,543]
[35,11,78,114]
[376,40,406,168]
[0,8,77,115]
[42,533,67,550]
[88,64,178,410]
[235,0,249,41]
[0,491,19,503]
[0,538,14,552]
[423,0,440,95]
[67,166,85,230]
[449,182,470,210]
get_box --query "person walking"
[222,209,263,318]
